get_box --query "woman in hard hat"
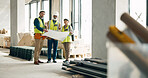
[62,19,73,64]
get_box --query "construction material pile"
[0,29,8,34]
[9,46,63,61]
[10,46,36,61]
[62,58,107,78]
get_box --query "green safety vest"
[62,25,72,43]
[49,20,59,31]
[34,17,45,34]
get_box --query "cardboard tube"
[121,13,148,43]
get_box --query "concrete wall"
[0,0,10,33]
[92,0,116,60]
[10,0,18,46]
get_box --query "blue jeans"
[47,39,58,61]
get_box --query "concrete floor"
[0,48,74,78]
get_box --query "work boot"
[47,60,51,63]
[63,60,68,62]
[53,60,57,63]
[63,60,69,65]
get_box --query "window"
[30,3,37,33]
[74,0,79,38]
[43,0,49,23]
[81,0,92,44]
[38,2,40,14]
[130,0,146,27]
[25,4,29,32]
[62,0,70,24]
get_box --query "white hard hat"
[53,12,59,16]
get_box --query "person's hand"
[70,31,73,34]
[45,26,47,29]
[45,22,47,26]
[43,29,48,32]
[58,27,61,30]
[46,37,51,40]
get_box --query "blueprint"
[42,30,69,41]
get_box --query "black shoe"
[63,60,69,65]
[63,60,68,63]
[38,60,44,63]
[34,61,39,65]
[53,60,57,63]
[47,60,51,63]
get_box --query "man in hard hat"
[47,12,61,63]
[34,11,48,65]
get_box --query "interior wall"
[92,0,116,60]
[0,0,10,34]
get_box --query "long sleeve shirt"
[34,17,45,32]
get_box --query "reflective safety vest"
[49,20,59,31]
[62,25,72,43]
[34,17,45,34]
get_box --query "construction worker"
[47,12,61,63]
[62,19,73,64]
[34,11,48,65]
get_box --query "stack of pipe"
[62,58,107,78]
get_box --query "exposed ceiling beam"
[25,0,32,4]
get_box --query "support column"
[49,0,52,20]
[92,0,116,60]
[72,0,75,29]
[78,0,81,38]
[40,0,43,10]
[10,0,25,46]
[146,0,148,26]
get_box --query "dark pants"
[47,39,58,61]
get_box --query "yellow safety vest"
[49,20,58,31]
[62,25,72,43]
[34,17,45,34]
